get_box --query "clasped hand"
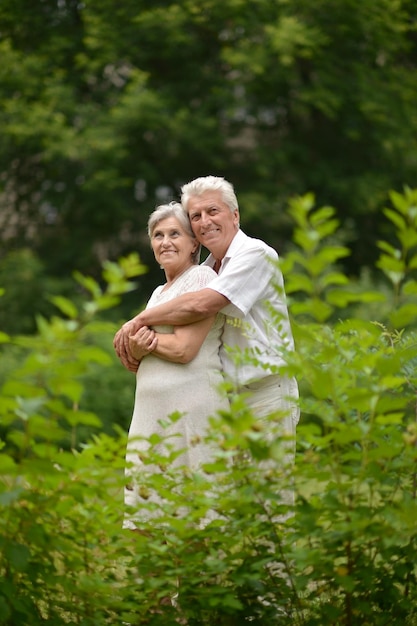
[113,320,157,373]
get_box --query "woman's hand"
[114,318,143,371]
[128,326,158,362]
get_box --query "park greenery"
[1,1,417,624]
[1,187,417,624]
[1,0,417,333]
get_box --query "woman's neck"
[163,263,194,289]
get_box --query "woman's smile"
[151,216,198,282]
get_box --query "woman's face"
[151,216,198,277]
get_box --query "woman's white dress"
[124,265,228,528]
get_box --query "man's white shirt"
[203,230,295,386]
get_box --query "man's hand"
[113,317,144,371]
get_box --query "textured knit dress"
[124,264,228,528]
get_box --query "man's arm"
[139,288,228,326]
[114,288,229,370]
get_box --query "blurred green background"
[1,0,416,432]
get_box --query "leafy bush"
[0,249,75,335]
[284,188,417,624]
[1,190,417,625]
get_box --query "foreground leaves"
[1,189,417,624]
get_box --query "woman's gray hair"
[181,175,239,214]
[147,201,201,264]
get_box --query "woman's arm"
[129,315,216,365]
[115,289,227,370]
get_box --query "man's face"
[187,190,239,259]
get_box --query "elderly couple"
[113,175,299,526]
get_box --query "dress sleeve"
[145,285,164,308]
[178,265,217,294]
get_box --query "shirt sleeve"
[207,244,278,317]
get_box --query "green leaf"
[402,279,417,295]
[73,271,102,297]
[77,345,112,365]
[64,409,102,428]
[319,272,349,288]
[389,303,417,328]
[291,298,334,321]
[0,596,11,621]
[285,274,315,294]
[0,454,16,473]
[398,229,417,250]
[49,295,79,319]
[4,543,31,572]
[377,240,401,258]
[51,378,83,403]
[0,331,9,343]
[408,256,417,270]
[383,208,407,230]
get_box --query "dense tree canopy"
[0,0,416,320]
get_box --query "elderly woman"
[124,201,228,529]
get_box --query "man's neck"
[213,258,222,273]
[208,230,239,268]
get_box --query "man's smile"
[201,227,220,236]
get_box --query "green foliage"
[79,335,134,435]
[2,189,417,624]
[282,188,417,623]
[0,252,146,451]
[0,249,74,335]
[1,0,417,288]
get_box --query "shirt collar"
[204,229,245,270]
